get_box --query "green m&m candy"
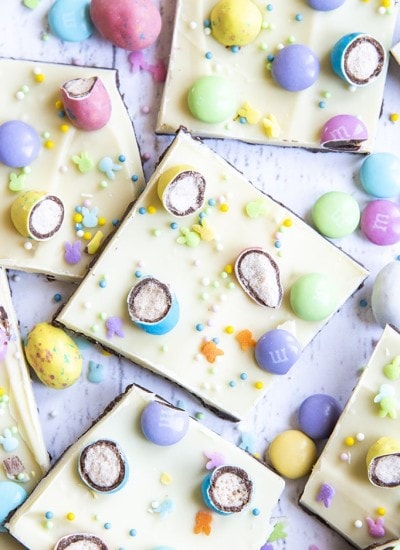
[290,273,337,321]
[312,191,360,238]
[187,75,237,124]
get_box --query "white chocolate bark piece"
[56,129,368,420]
[157,0,398,152]
[0,59,144,281]
[0,268,49,548]
[390,41,400,65]
[300,325,400,549]
[6,384,285,549]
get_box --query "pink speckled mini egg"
[90,0,162,51]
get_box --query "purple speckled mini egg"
[361,200,400,245]
[271,44,319,92]
[254,329,301,374]
[298,394,342,439]
[0,120,41,168]
[141,401,189,446]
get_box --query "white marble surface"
[1,1,400,549]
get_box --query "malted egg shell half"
[61,76,112,131]
[0,481,27,527]
[11,191,65,241]
[24,323,83,389]
[141,401,189,445]
[371,262,400,328]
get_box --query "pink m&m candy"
[320,114,368,152]
[361,200,400,245]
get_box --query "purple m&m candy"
[255,329,301,375]
[141,401,189,446]
[308,0,346,10]
[271,44,319,92]
[0,120,41,168]
[320,114,368,152]
[298,394,341,439]
[361,200,400,245]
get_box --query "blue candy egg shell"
[0,481,28,529]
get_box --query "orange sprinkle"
[200,341,224,363]
[194,510,212,535]
[236,329,256,351]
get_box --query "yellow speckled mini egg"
[24,323,82,389]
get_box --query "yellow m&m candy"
[268,429,317,479]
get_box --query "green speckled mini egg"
[24,322,82,389]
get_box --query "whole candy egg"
[90,0,162,51]
[24,323,82,389]
[371,262,400,328]
[141,401,189,445]
[0,120,41,168]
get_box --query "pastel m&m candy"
[298,394,342,439]
[0,120,41,168]
[360,152,400,198]
[312,191,360,238]
[255,329,301,374]
[320,114,368,152]
[360,200,400,245]
[48,0,94,42]
[188,75,237,123]
[308,0,345,10]
[268,430,317,479]
[141,401,189,445]
[271,44,319,92]
[290,273,337,321]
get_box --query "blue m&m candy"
[255,329,301,374]
[48,0,94,42]
[298,394,341,439]
[308,0,346,10]
[0,120,41,168]
[271,44,319,92]
[141,401,189,446]
[360,152,400,198]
